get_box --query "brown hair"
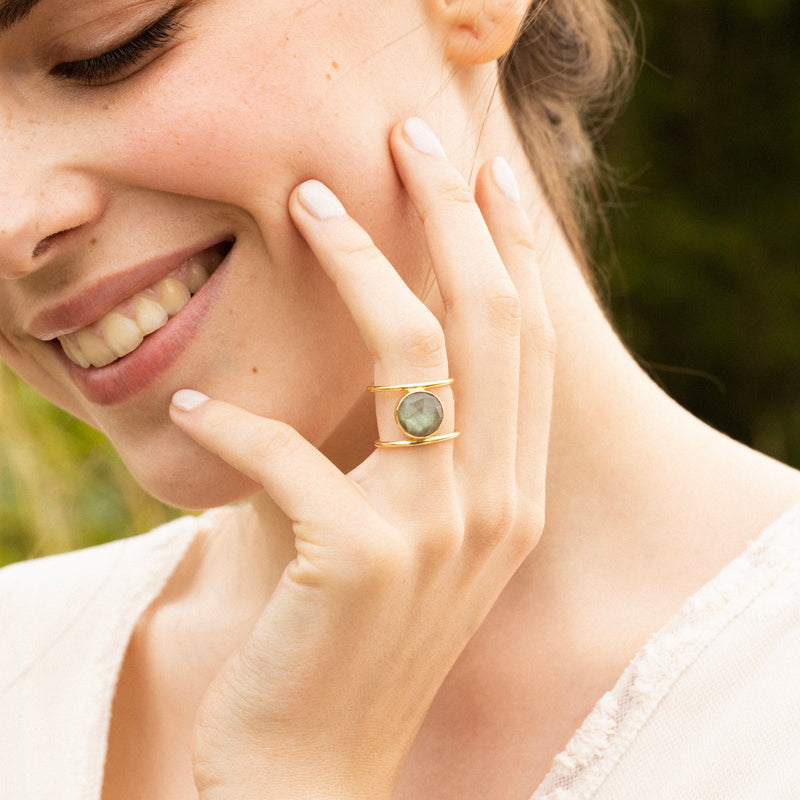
[499,0,638,271]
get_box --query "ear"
[427,0,529,65]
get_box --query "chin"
[122,441,262,511]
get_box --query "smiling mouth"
[57,241,232,369]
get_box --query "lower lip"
[61,243,234,406]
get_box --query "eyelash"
[51,10,182,86]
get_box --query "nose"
[0,138,105,279]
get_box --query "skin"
[3,1,800,798]
[0,0,445,505]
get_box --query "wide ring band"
[368,378,459,448]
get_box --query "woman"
[2,0,799,797]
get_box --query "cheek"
[100,17,391,210]
[88,15,429,289]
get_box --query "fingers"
[169,392,367,530]
[289,181,448,389]
[171,121,552,551]
[388,119,524,500]
[287,179,456,466]
[473,157,555,501]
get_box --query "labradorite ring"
[367,379,460,448]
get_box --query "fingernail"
[172,389,210,411]
[298,180,347,219]
[491,157,520,204]
[403,117,446,157]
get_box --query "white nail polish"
[491,157,520,204]
[172,389,210,411]
[298,180,347,219]
[403,117,446,157]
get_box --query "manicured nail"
[403,117,446,157]
[491,157,520,204]
[298,180,347,219]
[172,389,210,411]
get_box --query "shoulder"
[0,513,222,797]
[0,513,203,604]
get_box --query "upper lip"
[26,236,233,341]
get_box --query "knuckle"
[340,236,381,263]
[363,529,411,577]
[526,498,546,533]
[416,516,464,565]
[191,739,224,794]
[507,501,546,561]
[439,179,477,209]
[330,525,412,593]
[484,277,522,334]
[354,539,413,594]
[525,314,557,368]
[509,229,538,258]
[205,406,237,438]
[252,421,302,462]
[509,498,545,561]
[395,319,447,368]
[467,493,516,550]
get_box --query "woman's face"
[0,0,450,506]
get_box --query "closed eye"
[50,9,182,86]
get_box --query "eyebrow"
[0,0,42,32]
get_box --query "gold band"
[368,378,454,393]
[374,431,460,448]
[368,377,457,448]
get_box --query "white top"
[2,504,800,799]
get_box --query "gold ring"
[368,378,459,448]
[367,378,454,393]
[374,432,460,448]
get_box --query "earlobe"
[428,0,529,65]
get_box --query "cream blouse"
[2,504,800,799]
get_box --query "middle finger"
[389,118,522,499]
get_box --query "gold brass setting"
[368,378,459,448]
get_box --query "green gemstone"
[396,391,444,438]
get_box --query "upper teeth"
[58,254,218,369]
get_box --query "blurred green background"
[602,0,800,471]
[2,0,799,566]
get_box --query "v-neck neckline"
[529,501,800,799]
[67,502,800,800]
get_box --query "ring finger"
[388,119,523,505]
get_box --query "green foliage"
[0,363,181,566]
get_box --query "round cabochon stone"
[396,391,444,438]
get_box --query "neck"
[224,91,800,634]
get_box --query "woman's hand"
[170,118,555,799]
